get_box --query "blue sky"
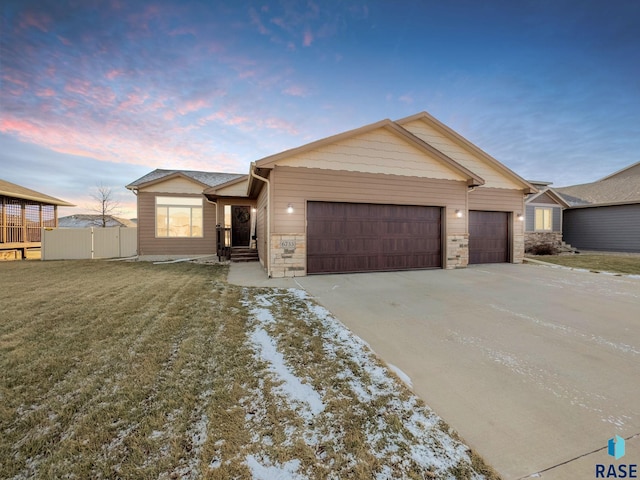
[1,0,639,218]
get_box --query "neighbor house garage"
[200,111,536,277]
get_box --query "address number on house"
[280,240,296,249]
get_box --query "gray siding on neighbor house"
[525,204,562,232]
[563,204,640,252]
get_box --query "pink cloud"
[249,7,270,35]
[118,93,149,111]
[271,17,286,28]
[238,69,257,79]
[168,26,197,36]
[226,115,250,126]
[177,98,209,116]
[57,35,72,46]
[36,88,56,97]
[105,69,124,80]
[303,29,313,47]
[282,85,308,97]
[3,74,29,89]
[399,94,414,104]
[18,11,52,32]
[261,117,298,135]
[65,80,117,107]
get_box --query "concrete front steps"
[230,247,259,262]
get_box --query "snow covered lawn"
[0,261,498,479]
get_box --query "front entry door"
[231,206,251,246]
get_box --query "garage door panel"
[469,211,509,264]
[307,201,442,274]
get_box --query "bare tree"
[90,183,122,227]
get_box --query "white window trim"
[155,196,204,238]
[534,207,553,232]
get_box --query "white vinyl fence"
[42,227,137,260]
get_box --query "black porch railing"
[216,225,231,261]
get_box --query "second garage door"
[307,202,441,274]
[469,210,509,264]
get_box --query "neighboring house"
[125,170,246,258]
[129,111,537,277]
[0,178,74,259]
[554,162,640,253]
[524,181,571,252]
[58,214,136,228]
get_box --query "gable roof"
[598,161,640,181]
[126,169,245,191]
[525,187,571,208]
[252,118,485,187]
[203,174,249,197]
[396,111,536,194]
[554,161,640,207]
[0,178,75,206]
[555,177,640,207]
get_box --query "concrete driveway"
[289,264,640,479]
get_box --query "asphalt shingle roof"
[0,178,75,206]
[555,168,640,207]
[126,169,245,189]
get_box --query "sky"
[1,0,639,219]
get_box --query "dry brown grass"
[533,253,640,275]
[0,260,500,479]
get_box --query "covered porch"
[0,179,74,259]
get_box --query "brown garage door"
[469,211,509,264]
[307,202,441,274]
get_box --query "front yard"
[0,260,497,479]
[531,253,640,275]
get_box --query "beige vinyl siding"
[272,128,467,182]
[214,179,249,196]
[402,120,521,189]
[137,192,216,255]
[469,187,524,211]
[139,177,205,194]
[271,166,467,235]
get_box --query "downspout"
[250,162,271,278]
[204,196,223,258]
[131,188,139,256]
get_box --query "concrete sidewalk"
[229,262,640,479]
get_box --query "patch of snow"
[250,327,325,417]
[285,288,482,475]
[246,455,307,480]
[387,364,413,389]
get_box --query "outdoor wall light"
[455,209,463,218]
[287,204,294,214]
[517,213,524,221]
[252,207,257,213]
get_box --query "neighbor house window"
[156,196,203,237]
[534,207,552,231]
